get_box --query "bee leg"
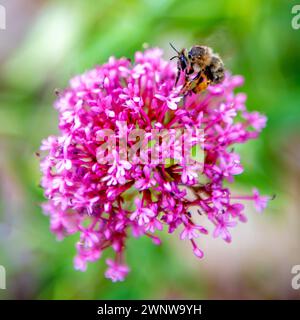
[180,78,194,95]
[186,64,194,75]
[192,71,202,81]
[180,70,201,95]
[179,71,190,94]
[175,69,181,86]
[193,74,211,94]
[180,71,201,94]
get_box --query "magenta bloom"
[104,259,130,283]
[40,48,269,282]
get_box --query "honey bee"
[170,43,225,95]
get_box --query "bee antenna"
[170,56,178,60]
[169,42,179,54]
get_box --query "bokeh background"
[0,0,300,299]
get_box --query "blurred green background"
[0,0,300,299]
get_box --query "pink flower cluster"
[40,48,269,282]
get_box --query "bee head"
[169,43,188,71]
[179,52,188,70]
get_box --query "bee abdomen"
[207,55,225,84]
